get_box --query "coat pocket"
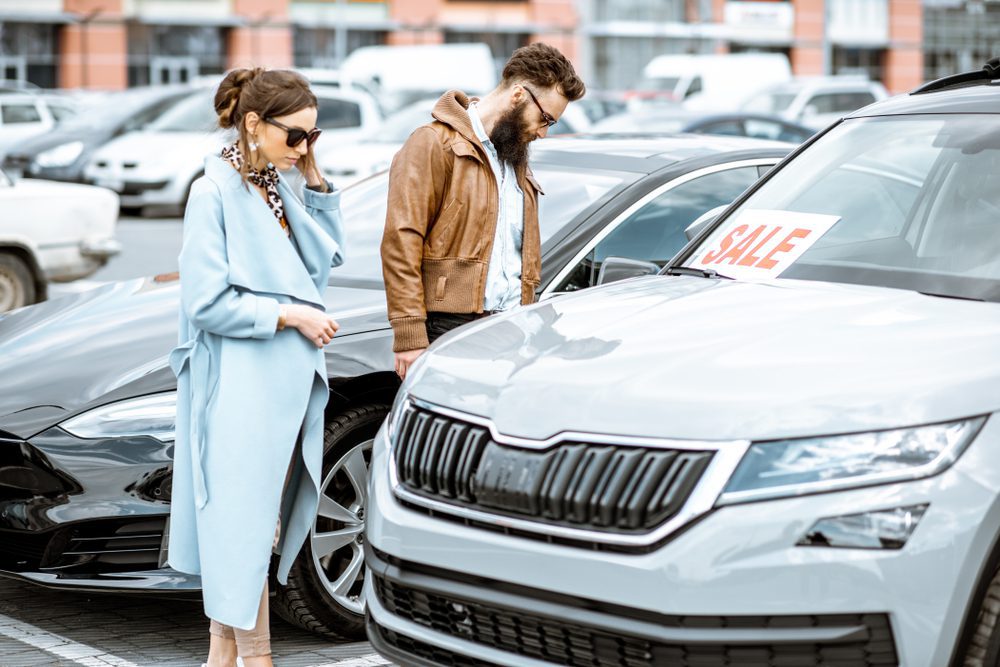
[427,198,464,254]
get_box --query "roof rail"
[912,57,1000,95]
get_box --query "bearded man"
[380,42,586,379]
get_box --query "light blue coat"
[167,154,344,630]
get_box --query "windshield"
[148,91,217,132]
[331,166,627,282]
[637,76,680,93]
[743,91,797,114]
[685,114,1000,301]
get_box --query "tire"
[962,566,1000,666]
[272,403,389,640]
[0,252,36,312]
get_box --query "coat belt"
[168,332,214,509]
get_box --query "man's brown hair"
[501,43,585,101]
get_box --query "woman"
[167,68,345,667]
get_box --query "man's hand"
[395,348,427,380]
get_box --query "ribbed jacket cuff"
[391,317,429,352]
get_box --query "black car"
[0,135,790,639]
[592,108,817,143]
[2,85,192,183]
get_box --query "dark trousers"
[425,312,493,346]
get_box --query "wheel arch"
[949,518,1000,666]
[0,242,47,303]
[325,371,400,419]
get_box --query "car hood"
[408,276,1000,443]
[90,131,224,172]
[6,125,110,158]
[0,275,389,438]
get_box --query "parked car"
[631,53,791,111]
[0,94,80,158]
[364,62,1000,667]
[320,98,592,186]
[83,86,382,215]
[742,76,889,129]
[0,166,119,311]
[3,85,192,184]
[0,135,788,638]
[592,108,816,143]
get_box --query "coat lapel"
[277,177,341,289]
[203,155,325,308]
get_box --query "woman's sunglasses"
[264,117,322,147]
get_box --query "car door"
[546,161,771,294]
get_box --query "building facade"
[0,0,577,90]
[0,1,993,95]
[579,0,923,93]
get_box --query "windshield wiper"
[663,266,734,280]
[918,291,985,302]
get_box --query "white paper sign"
[689,209,840,280]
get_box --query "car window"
[332,166,627,283]
[2,103,41,124]
[809,92,876,114]
[48,104,75,122]
[743,92,797,114]
[317,98,362,130]
[557,166,760,291]
[685,115,1000,301]
[697,120,744,137]
[685,76,703,98]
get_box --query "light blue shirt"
[468,103,524,312]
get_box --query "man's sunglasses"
[522,86,557,128]
[264,117,322,147]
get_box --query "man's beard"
[489,101,532,174]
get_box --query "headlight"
[61,393,176,442]
[718,417,986,505]
[35,141,85,168]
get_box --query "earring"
[249,138,258,153]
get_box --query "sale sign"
[688,209,840,280]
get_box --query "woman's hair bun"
[214,67,265,129]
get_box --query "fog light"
[797,504,928,550]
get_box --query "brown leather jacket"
[380,90,543,352]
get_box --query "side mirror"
[685,204,729,241]
[596,257,660,286]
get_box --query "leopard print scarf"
[221,142,286,231]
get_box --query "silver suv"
[365,61,1000,667]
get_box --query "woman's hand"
[284,304,339,348]
[297,148,327,192]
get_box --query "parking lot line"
[307,655,390,667]
[0,612,140,667]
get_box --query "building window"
[923,3,1000,81]
[833,46,885,83]
[293,27,387,68]
[127,24,227,87]
[0,22,59,88]
[593,0,686,23]
[444,31,530,75]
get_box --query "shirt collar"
[467,102,491,146]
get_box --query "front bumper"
[365,415,1000,667]
[0,425,196,593]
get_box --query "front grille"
[393,403,713,535]
[42,517,166,573]
[373,573,899,667]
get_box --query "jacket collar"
[202,155,333,308]
[432,90,485,149]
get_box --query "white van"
[340,43,498,113]
[634,53,791,111]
